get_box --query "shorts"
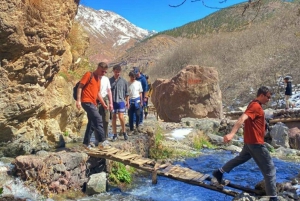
[112,101,126,114]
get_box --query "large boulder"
[151,65,223,122]
[0,0,84,155]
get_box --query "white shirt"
[128,80,143,99]
[100,76,111,98]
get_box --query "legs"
[248,144,277,197]
[221,145,252,173]
[82,103,105,145]
[128,105,135,131]
[135,107,141,129]
[285,95,290,109]
[99,97,110,138]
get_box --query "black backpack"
[73,72,93,101]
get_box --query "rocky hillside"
[112,0,300,110]
[75,5,155,64]
[0,0,83,156]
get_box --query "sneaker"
[125,123,130,127]
[89,142,96,147]
[98,140,111,149]
[123,132,128,140]
[212,169,223,184]
[82,144,91,150]
[112,134,118,141]
[269,197,278,201]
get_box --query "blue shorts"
[112,101,126,114]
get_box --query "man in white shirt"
[99,74,113,138]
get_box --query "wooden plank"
[116,152,132,157]
[269,117,300,124]
[119,154,140,160]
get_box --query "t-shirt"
[128,80,143,99]
[100,76,111,98]
[80,72,100,106]
[109,76,128,103]
[244,100,265,144]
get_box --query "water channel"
[1,128,300,201]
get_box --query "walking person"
[76,62,108,148]
[212,86,277,201]
[133,67,148,125]
[128,71,143,132]
[109,64,129,141]
[284,76,295,109]
[98,68,113,139]
[144,74,153,120]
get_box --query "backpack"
[73,72,93,101]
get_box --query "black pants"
[82,102,104,146]
[128,104,140,131]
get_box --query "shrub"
[193,130,215,149]
[109,162,133,184]
[149,127,173,160]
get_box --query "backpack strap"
[83,72,93,90]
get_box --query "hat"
[133,67,140,74]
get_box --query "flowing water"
[1,128,300,201]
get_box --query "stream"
[1,128,300,200]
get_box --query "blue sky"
[79,0,246,32]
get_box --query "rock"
[151,65,223,122]
[86,172,107,195]
[270,123,290,148]
[288,127,300,150]
[0,0,83,156]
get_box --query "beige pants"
[98,96,110,138]
[285,95,294,109]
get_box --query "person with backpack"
[212,86,277,201]
[76,62,108,148]
[284,76,295,109]
[133,67,148,125]
[144,74,153,120]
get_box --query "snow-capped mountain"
[75,5,155,64]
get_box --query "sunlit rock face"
[151,65,223,122]
[0,0,83,156]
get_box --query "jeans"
[222,144,277,196]
[81,102,105,146]
[128,103,141,131]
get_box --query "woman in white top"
[128,71,143,131]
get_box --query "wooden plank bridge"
[86,146,263,197]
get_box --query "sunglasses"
[265,94,271,99]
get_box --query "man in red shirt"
[212,86,277,201]
[76,62,108,148]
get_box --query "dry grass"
[147,1,300,110]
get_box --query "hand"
[223,133,234,143]
[103,104,108,110]
[76,101,81,110]
[109,104,113,111]
[144,97,148,102]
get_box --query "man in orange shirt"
[76,62,108,148]
[212,86,277,201]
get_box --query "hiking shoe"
[82,144,91,150]
[123,132,128,140]
[112,134,118,141]
[98,140,111,149]
[269,197,278,201]
[212,169,223,184]
[89,142,96,147]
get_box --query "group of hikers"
[75,62,152,149]
[76,62,297,201]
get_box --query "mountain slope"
[112,0,300,109]
[75,5,154,64]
